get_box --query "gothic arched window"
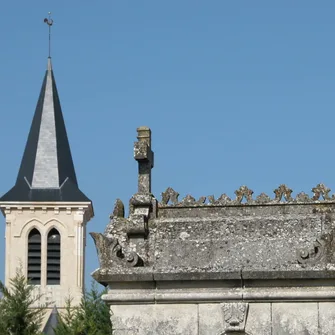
[27,228,41,285]
[47,228,61,285]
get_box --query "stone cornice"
[0,202,93,219]
[101,282,335,304]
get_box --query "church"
[0,56,93,328]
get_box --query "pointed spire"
[43,305,59,335]
[31,58,61,188]
[0,59,90,202]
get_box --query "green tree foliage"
[52,297,83,335]
[54,282,113,335]
[0,269,47,335]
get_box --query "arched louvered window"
[47,228,61,285]
[28,229,41,284]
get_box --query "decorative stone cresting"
[208,194,231,205]
[161,187,179,205]
[312,183,331,200]
[220,302,249,334]
[295,192,311,203]
[179,194,206,206]
[255,192,271,204]
[159,184,335,207]
[234,186,254,204]
[274,184,293,202]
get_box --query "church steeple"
[0,17,92,329]
[0,58,90,202]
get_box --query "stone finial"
[137,126,151,146]
[134,127,154,194]
[110,199,124,219]
[312,183,331,201]
[161,187,179,205]
[234,186,254,204]
[274,184,293,202]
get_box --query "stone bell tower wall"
[2,203,91,307]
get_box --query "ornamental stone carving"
[220,302,249,334]
[255,192,271,204]
[234,186,254,204]
[110,198,125,219]
[274,184,293,202]
[90,232,143,268]
[179,194,206,206]
[312,183,331,200]
[295,192,311,203]
[297,232,335,265]
[159,183,335,207]
[161,187,179,205]
[208,194,232,205]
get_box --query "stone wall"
[102,278,335,334]
[110,302,335,335]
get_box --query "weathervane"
[44,12,53,58]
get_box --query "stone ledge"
[92,268,335,283]
[102,286,335,305]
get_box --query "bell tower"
[0,57,93,310]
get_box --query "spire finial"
[44,12,53,58]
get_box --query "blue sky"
[1,1,335,286]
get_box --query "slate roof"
[43,306,59,335]
[0,58,90,203]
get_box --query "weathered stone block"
[272,303,318,335]
[198,304,222,334]
[134,141,151,161]
[111,304,198,335]
[245,303,271,335]
[319,302,335,335]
